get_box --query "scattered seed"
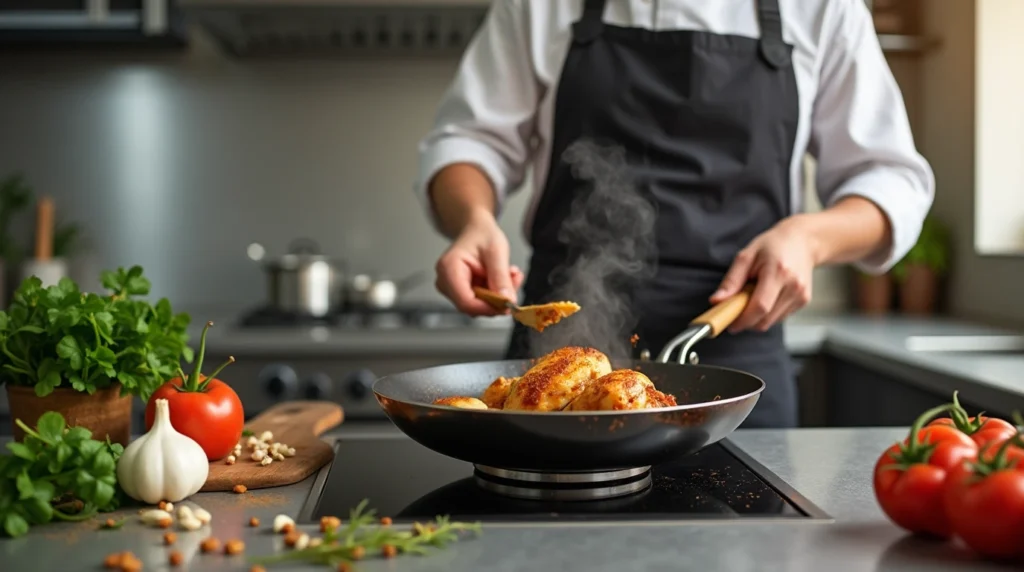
[168,550,184,567]
[163,532,177,545]
[272,452,285,462]
[284,531,300,547]
[285,447,296,457]
[200,537,221,553]
[382,544,398,559]
[259,430,273,442]
[233,484,248,494]
[351,546,366,560]
[320,516,341,532]
[249,516,260,527]
[380,516,392,526]
[224,539,245,555]
[261,456,273,466]
[226,455,236,465]
[157,517,173,529]
[251,449,266,462]
[159,501,174,512]
[246,436,260,448]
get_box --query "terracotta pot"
[854,273,893,315]
[6,383,132,446]
[899,263,939,315]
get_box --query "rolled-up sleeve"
[809,0,935,274]
[415,0,539,230]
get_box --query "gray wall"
[0,32,534,315]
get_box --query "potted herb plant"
[0,266,192,445]
[892,216,950,315]
[852,270,894,315]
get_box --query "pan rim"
[372,359,766,417]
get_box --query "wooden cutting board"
[201,401,344,492]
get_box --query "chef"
[414,0,934,428]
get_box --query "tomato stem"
[178,321,232,393]
[969,410,1024,477]
[885,403,957,468]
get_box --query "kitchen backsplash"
[0,31,855,316]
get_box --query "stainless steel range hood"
[178,0,491,58]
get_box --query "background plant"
[0,266,193,399]
[892,216,950,282]
[0,173,33,264]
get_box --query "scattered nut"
[225,539,245,555]
[285,447,296,457]
[350,546,366,560]
[284,531,300,547]
[249,516,260,527]
[159,501,174,512]
[226,455,236,465]
[140,509,173,526]
[261,456,273,466]
[163,532,177,545]
[382,544,398,559]
[380,516,393,526]
[246,436,260,448]
[273,514,295,533]
[259,430,273,442]
[193,507,212,525]
[272,452,285,462]
[103,518,117,528]
[233,484,248,494]
[251,449,266,462]
[168,550,184,567]
[200,537,221,553]
[320,516,341,532]
[295,533,310,550]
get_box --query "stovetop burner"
[473,465,653,501]
[301,434,831,524]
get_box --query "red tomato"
[145,321,244,461]
[874,404,978,539]
[927,392,1017,448]
[943,436,1024,562]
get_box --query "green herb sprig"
[0,411,125,538]
[251,500,481,568]
[0,266,192,400]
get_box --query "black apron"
[505,0,800,429]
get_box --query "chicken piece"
[513,302,581,332]
[566,369,656,411]
[644,385,678,408]
[480,376,517,409]
[503,347,612,411]
[432,396,488,410]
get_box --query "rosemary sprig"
[251,499,482,568]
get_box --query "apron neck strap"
[572,0,607,45]
[757,0,791,69]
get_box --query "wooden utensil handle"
[690,284,755,338]
[35,197,54,261]
[473,286,513,311]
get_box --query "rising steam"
[527,140,658,363]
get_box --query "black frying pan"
[373,287,762,472]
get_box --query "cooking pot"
[345,271,429,310]
[247,239,346,317]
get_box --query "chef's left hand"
[710,218,817,333]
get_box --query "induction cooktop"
[299,434,831,524]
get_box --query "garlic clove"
[141,509,173,527]
[178,516,203,531]
[273,515,295,533]
[193,507,212,525]
[177,506,195,522]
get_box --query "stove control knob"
[262,364,298,399]
[345,369,376,400]
[304,373,332,400]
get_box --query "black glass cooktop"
[302,435,830,524]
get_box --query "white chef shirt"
[414,0,935,274]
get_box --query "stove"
[300,434,831,524]
[237,304,476,330]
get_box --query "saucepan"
[373,287,763,472]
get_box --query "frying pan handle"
[690,284,755,338]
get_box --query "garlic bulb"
[116,399,209,504]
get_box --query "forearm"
[427,163,499,239]
[789,196,893,267]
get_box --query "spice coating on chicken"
[503,347,613,411]
[480,376,517,409]
[644,384,678,408]
[432,396,489,410]
[565,369,656,411]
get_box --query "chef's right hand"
[435,210,524,316]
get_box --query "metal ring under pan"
[475,470,651,501]
[474,465,651,484]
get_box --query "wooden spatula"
[473,287,581,333]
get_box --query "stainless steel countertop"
[1,426,1008,571]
